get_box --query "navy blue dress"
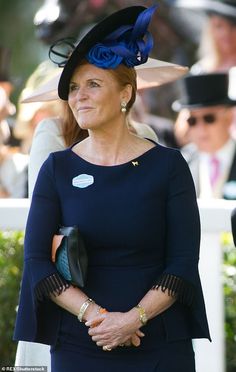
[14,143,210,371]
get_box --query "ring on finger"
[103,345,112,351]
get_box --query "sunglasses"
[187,113,217,127]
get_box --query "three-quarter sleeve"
[152,150,200,307]
[14,153,69,344]
[24,153,69,298]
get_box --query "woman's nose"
[74,87,88,101]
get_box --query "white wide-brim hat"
[22,57,188,103]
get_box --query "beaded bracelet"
[77,298,94,322]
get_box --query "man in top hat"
[173,72,236,199]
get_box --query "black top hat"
[0,46,11,82]
[56,6,156,100]
[174,0,236,22]
[172,73,236,111]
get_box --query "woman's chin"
[78,121,94,130]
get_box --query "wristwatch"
[135,304,148,326]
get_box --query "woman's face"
[68,63,129,131]
[210,15,236,56]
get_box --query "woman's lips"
[77,106,93,112]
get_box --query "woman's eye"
[89,81,100,88]
[69,84,79,92]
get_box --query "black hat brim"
[172,97,236,112]
[58,6,146,100]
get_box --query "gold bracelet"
[135,304,148,326]
[77,298,94,322]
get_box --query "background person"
[0,46,17,146]
[13,61,62,155]
[14,6,210,372]
[0,46,28,198]
[173,0,236,147]
[173,0,236,73]
[173,72,236,199]
[190,0,236,74]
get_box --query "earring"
[121,101,127,113]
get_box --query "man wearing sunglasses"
[173,72,236,199]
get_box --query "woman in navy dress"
[14,5,210,371]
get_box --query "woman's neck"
[91,128,133,163]
[73,122,153,166]
[75,123,135,166]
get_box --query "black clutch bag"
[51,226,88,288]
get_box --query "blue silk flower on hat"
[87,5,157,69]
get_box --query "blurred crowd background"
[1,0,236,199]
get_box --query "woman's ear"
[121,84,132,104]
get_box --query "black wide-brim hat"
[173,0,236,22]
[58,6,146,100]
[172,72,236,111]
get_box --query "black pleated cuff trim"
[35,273,70,302]
[152,273,195,307]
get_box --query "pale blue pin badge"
[72,174,94,188]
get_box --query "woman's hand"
[82,302,105,324]
[122,329,145,347]
[85,310,144,350]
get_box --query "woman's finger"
[96,340,106,347]
[102,345,113,352]
[85,315,106,328]
[135,329,145,337]
[131,334,140,347]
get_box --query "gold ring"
[103,345,112,351]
